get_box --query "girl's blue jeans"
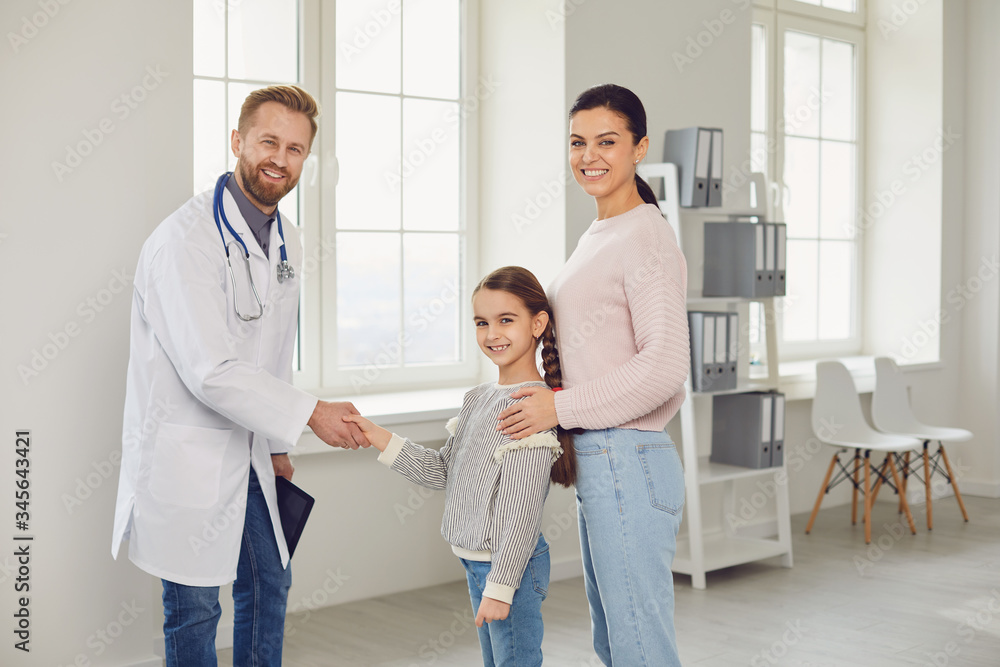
[461,534,550,667]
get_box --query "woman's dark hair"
[569,83,658,207]
[474,266,576,487]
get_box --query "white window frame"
[194,0,479,395]
[753,4,866,362]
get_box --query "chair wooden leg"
[899,451,910,514]
[807,453,840,534]
[924,441,933,530]
[851,451,861,525]
[938,444,969,522]
[864,450,872,544]
[886,455,916,535]
[870,457,889,507]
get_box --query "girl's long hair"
[569,83,658,207]
[474,266,576,487]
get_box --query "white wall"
[865,0,943,364]
[956,0,1000,496]
[1,1,189,664]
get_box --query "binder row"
[663,127,723,208]
[711,391,786,469]
[688,311,738,393]
[703,222,787,298]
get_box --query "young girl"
[343,266,575,667]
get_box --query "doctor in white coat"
[112,85,364,667]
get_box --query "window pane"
[751,132,768,182]
[337,233,401,367]
[783,240,818,342]
[228,0,298,82]
[402,99,460,231]
[783,137,819,237]
[403,0,460,99]
[336,92,401,230]
[194,0,225,78]
[823,0,856,12]
[336,0,402,94]
[228,81,259,171]
[819,141,854,240]
[818,241,853,339]
[751,24,766,134]
[193,79,227,194]
[821,38,855,141]
[403,234,461,364]
[784,31,820,138]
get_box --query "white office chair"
[871,357,971,529]
[806,361,921,544]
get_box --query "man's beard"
[238,159,297,209]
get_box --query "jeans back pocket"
[636,444,685,515]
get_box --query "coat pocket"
[149,423,232,509]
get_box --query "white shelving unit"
[639,163,793,590]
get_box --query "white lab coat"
[112,185,317,586]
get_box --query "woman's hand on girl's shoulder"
[496,386,558,440]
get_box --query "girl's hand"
[341,414,392,451]
[475,596,511,627]
[496,386,558,439]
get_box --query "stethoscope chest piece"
[277,260,295,284]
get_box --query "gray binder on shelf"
[774,223,787,296]
[711,392,773,469]
[764,223,776,291]
[703,222,773,298]
[707,129,723,207]
[771,392,785,467]
[712,312,727,385]
[664,127,711,207]
[688,311,717,392]
[723,312,739,391]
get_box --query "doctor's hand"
[271,453,294,481]
[496,386,559,440]
[341,414,392,452]
[308,401,369,449]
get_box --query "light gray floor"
[219,496,1000,666]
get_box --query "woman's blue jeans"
[161,467,291,667]
[461,535,550,667]
[574,427,685,666]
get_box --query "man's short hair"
[238,84,320,147]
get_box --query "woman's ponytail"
[634,172,658,207]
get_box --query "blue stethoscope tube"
[212,171,294,321]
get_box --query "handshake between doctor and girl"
[111,82,688,667]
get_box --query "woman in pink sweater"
[497,84,689,666]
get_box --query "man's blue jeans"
[575,428,685,666]
[461,535,550,667]
[162,467,291,667]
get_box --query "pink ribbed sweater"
[550,203,690,432]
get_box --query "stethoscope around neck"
[212,171,294,321]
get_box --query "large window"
[193,0,475,394]
[752,0,864,361]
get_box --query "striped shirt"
[377,381,562,604]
